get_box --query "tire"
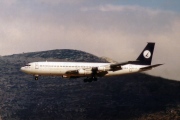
[93,77,97,81]
[84,78,88,82]
[35,76,38,80]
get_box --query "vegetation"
[0,49,179,120]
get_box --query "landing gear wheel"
[84,78,88,82]
[93,77,97,81]
[84,78,92,83]
[35,76,39,80]
[88,78,93,83]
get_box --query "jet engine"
[78,69,92,75]
[97,66,111,71]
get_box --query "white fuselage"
[20,43,162,80]
[21,62,147,78]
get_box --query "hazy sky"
[0,0,180,80]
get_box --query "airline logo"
[143,50,151,59]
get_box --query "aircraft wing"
[110,62,128,71]
[65,60,142,75]
[110,61,139,71]
[140,64,163,71]
[66,70,78,74]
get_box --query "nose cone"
[20,67,25,72]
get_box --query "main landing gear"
[83,77,97,83]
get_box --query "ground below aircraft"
[21,43,162,82]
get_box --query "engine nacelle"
[98,66,111,71]
[78,69,92,75]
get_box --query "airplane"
[20,43,163,82]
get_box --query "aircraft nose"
[20,67,25,72]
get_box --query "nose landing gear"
[34,76,39,80]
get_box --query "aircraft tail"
[136,42,155,65]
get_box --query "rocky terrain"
[0,49,179,120]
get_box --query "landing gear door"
[35,63,39,69]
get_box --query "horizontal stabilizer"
[140,64,163,71]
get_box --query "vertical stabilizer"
[136,43,155,65]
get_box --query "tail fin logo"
[143,50,151,59]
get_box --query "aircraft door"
[35,63,39,69]
[129,65,132,72]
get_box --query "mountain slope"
[0,49,179,120]
[4,49,107,62]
